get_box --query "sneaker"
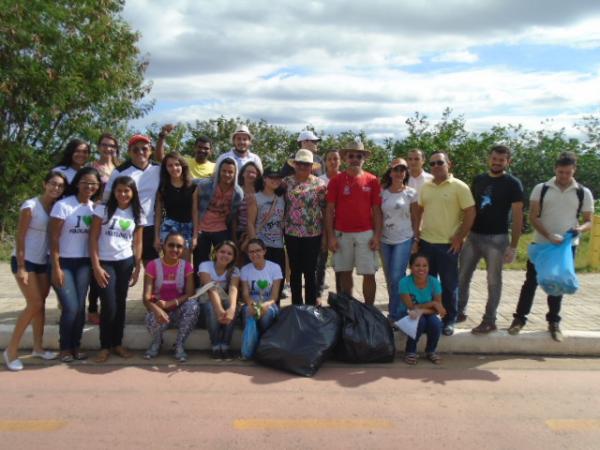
[221,349,234,361]
[144,338,162,359]
[508,318,525,335]
[442,324,455,336]
[210,349,222,360]
[549,322,563,342]
[471,321,497,335]
[280,286,290,299]
[31,350,58,360]
[174,347,188,362]
[456,312,468,323]
[3,349,24,371]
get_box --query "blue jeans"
[241,303,279,333]
[204,293,236,349]
[53,257,91,351]
[405,314,442,354]
[380,238,413,321]
[419,240,459,325]
[97,257,134,348]
[458,232,509,323]
[160,218,194,248]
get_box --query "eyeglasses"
[166,243,184,249]
[429,160,446,167]
[392,165,407,172]
[295,161,312,167]
[347,153,364,160]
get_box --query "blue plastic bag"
[528,231,578,296]
[241,316,259,359]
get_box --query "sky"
[122,0,600,140]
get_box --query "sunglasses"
[347,153,364,160]
[392,165,408,172]
[131,146,151,154]
[429,160,446,167]
[166,242,184,249]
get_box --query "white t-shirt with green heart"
[50,195,95,258]
[94,204,146,261]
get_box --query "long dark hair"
[159,152,192,199]
[254,172,285,196]
[97,132,121,166]
[57,139,90,168]
[103,175,143,226]
[238,161,261,186]
[43,170,68,201]
[381,167,409,189]
[66,167,102,201]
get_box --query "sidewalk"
[1,263,599,356]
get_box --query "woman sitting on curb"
[399,253,447,365]
[143,232,199,362]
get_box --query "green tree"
[0,0,151,233]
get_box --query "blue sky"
[123,0,600,140]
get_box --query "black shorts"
[142,226,159,261]
[10,256,48,274]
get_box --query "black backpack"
[538,183,584,219]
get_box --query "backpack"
[153,258,186,296]
[538,183,584,219]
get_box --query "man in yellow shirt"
[416,151,475,336]
[186,136,215,179]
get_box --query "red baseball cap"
[128,134,151,148]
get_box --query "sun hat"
[231,124,253,143]
[390,158,408,169]
[128,134,151,148]
[297,130,321,142]
[339,137,371,156]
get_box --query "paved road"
[2,356,600,449]
[1,263,599,332]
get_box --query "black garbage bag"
[328,292,395,363]
[255,305,341,377]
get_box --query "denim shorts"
[160,218,194,248]
[10,256,48,274]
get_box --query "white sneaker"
[3,350,24,371]
[31,350,58,360]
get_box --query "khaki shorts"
[333,230,378,275]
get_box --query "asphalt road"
[2,356,600,449]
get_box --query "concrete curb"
[2,325,599,357]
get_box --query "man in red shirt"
[326,138,382,304]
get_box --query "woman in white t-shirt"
[90,175,145,363]
[380,158,419,322]
[49,167,102,363]
[198,240,240,361]
[240,238,282,347]
[52,139,91,184]
[3,171,68,372]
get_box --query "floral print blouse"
[283,175,327,237]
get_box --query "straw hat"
[230,124,253,143]
[339,137,371,156]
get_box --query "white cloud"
[122,0,600,138]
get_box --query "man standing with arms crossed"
[417,151,475,336]
[326,139,382,305]
[457,145,524,334]
[508,152,593,341]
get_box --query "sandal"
[112,346,133,359]
[404,353,417,365]
[426,352,441,365]
[60,351,74,363]
[94,349,111,363]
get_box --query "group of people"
[3,124,594,371]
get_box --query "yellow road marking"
[546,420,600,431]
[234,419,393,430]
[0,420,67,432]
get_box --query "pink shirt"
[146,258,193,301]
